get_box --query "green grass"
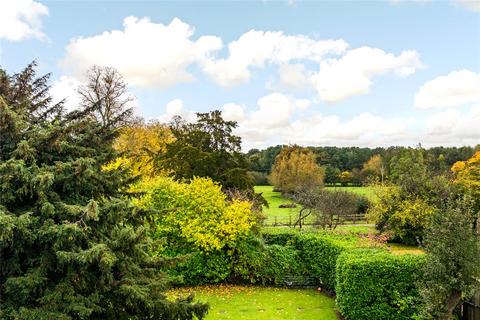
[168,285,338,320]
[325,185,376,199]
[255,185,376,225]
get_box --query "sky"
[0,0,479,150]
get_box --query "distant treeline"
[246,145,479,185]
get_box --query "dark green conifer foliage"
[0,63,208,319]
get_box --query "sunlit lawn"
[168,285,338,320]
[254,185,376,225]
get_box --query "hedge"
[263,229,365,290]
[336,249,426,320]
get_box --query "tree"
[291,189,359,229]
[0,64,207,319]
[78,66,134,128]
[339,170,352,186]
[135,177,258,252]
[362,154,385,184]
[108,120,174,178]
[420,197,480,320]
[389,147,427,194]
[269,145,324,194]
[157,111,254,192]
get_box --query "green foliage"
[0,64,207,319]
[171,250,232,286]
[336,250,425,320]
[229,235,305,285]
[137,176,257,252]
[419,197,480,320]
[157,110,254,192]
[248,171,269,185]
[262,229,362,291]
[367,185,436,244]
[293,233,352,290]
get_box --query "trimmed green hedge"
[263,229,365,290]
[336,250,425,320]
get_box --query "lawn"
[168,285,338,320]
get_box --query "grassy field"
[255,185,376,224]
[168,285,338,320]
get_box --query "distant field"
[168,285,338,320]
[255,185,376,224]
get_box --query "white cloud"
[0,0,48,41]
[50,76,82,111]
[157,99,196,123]
[414,70,480,109]
[424,105,480,145]
[201,30,348,86]
[311,47,423,102]
[247,93,310,129]
[273,63,312,91]
[222,103,246,122]
[452,0,480,12]
[62,17,222,88]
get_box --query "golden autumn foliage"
[105,122,174,177]
[135,176,256,251]
[268,145,324,193]
[451,151,480,197]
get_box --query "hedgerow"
[336,250,425,320]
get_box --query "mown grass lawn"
[168,285,338,320]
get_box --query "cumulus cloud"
[424,105,480,145]
[311,47,423,102]
[50,76,82,111]
[222,103,246,122]
[201,30,348,86]
[246,93,310,129]
[62,17,222,88]
[0,0,48,41]
[414,70,480,109]
[157,99,196,123]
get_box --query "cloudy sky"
[1,0,479,150]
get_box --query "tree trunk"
[439,290,462,320]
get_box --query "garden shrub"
[172,250,232,285]
[336,250,425,320]
[294,233,353,291]
[230,235,269,284]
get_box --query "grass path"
[168,285,338,320]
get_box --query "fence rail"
[264,214,366,228]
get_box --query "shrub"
[247,171,269,185]
[262,229,362,290]
[294,233,353,290]
[171,250,232,285]
[336,250,425,320]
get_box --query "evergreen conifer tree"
[0,63,207,319]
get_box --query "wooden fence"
[462,291,480,320]
[265,213,366,228]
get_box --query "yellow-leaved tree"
[105,121,174,177]
[269,145,324,193]
[452,151,480,231]
[135,176,257,251]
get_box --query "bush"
[336,250,425,320]
[172,250,232,285]
[262,229,362,290]
[248,171,269,185]
[294,233,353,291]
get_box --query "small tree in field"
[269,145,324,194]
[419,197,480,320]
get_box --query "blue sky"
[1,0,479,150]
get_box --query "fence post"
[274,216,277,226]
